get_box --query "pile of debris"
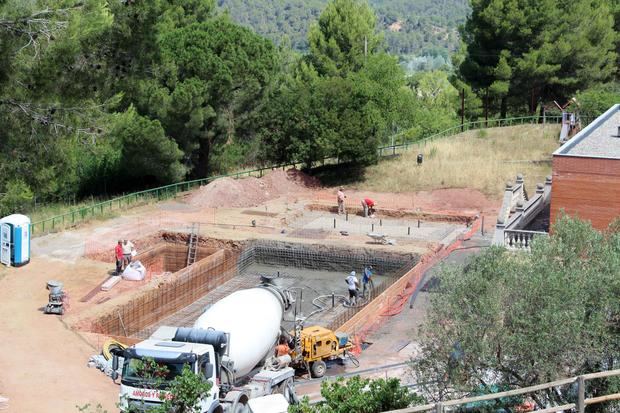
[187,169,320,208]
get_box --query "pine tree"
[460,0,617,116]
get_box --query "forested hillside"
[0,0,617,216]
[217,0,468,59]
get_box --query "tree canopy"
[412,216,620,408]
[459,0,618,117]
[1,0,619,215]
[216,0,468,57]
[289,376,425,413]
[258,0,419,167]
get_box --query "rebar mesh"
[88,239,417,339]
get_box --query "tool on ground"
[367,232,389,245]
[289,325,357,378]
[44,280,65,315]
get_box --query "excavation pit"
[85,237,417,342]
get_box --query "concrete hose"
[102,339,127,361]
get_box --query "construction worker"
[361,197,376,217]
[337,187,346,215]
[362,265,374,297]
[275,336,290,357]
[115,240,124,274]
[345,271,360,305]
[122,239,135,268]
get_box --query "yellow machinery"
[290,325,357,378]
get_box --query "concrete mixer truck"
[114,282,297,413]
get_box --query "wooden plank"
[534,403,576,413]
[583,369,620,380]
[442,378,576,407]
[101,276,121,291]
[585,393,620,405]
[79,276,110,302]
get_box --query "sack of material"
[122,260,146,281]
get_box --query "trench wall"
[241,240,416,274]
[138,243,219,274]
[337,219,481,345]
[89,248,239,337]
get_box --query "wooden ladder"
[187,223,199,266]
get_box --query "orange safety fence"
[345,218,482,355]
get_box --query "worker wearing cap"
[361,197,376,218]
[115,240,124,274]
[337,187,346,215]
[362,265,374,298]
[345,271,360,305]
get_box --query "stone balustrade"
[504,229,549,251]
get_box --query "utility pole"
[461,88,465,132]
[485,88,489,128]
[364,36,368,58]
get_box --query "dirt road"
[0,259,118,413]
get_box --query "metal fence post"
[435,402,443,413]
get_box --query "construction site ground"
[0,171,499,413]
[294,231,493,401]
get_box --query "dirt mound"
[187,169,320,208]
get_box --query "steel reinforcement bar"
[29,115,574,237]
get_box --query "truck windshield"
[122,357,190,387]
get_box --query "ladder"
[187,223,199,266]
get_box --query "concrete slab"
[293,212,465,243]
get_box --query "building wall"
[551,156,620,230]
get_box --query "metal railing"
[29,115,572,237]
[386,369,620,413]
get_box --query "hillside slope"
[357,124,561,197]
[216,0,469,57]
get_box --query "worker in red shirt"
[361,197,376,217]
[115,240,124,275]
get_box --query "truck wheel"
[279,377,294,401]
[225,391,249,413]
[310,360,326,378]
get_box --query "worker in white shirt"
[122,239,135,268]
[345,271,360,305]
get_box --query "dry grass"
[358,124,561,198]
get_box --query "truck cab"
[117,325,295,413]
[119,339,220,413]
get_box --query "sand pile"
[187,169,320,208]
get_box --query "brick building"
[551,104,620,230]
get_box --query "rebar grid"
[89,239,418,339]
[247,240,412,274]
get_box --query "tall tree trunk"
[500,97,507,118]
[195,138,211,178]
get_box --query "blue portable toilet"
[0,214,31,267]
